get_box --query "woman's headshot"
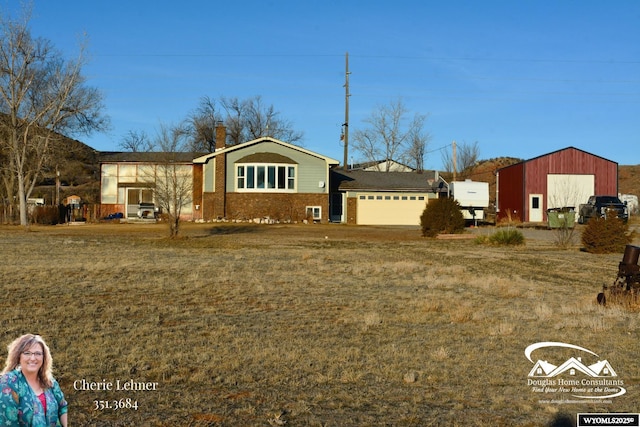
[0,334,68,426]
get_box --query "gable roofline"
[193,136,340,165]
[496,146,617,173]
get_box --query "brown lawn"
[0,221,639,426]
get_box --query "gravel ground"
[468,222,640,246]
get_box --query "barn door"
[529,194,543,222]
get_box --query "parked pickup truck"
[578,195,628,224]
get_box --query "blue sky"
[5,1,640,169]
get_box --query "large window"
[236,164,296,191]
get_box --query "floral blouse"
[0,369,67,426]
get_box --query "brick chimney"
[215,122,226,150]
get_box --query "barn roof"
[496,146,617,173]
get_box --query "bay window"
[237,164,296,191]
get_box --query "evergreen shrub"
[581,216,633,254]
[420,197,465,237]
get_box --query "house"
[496,147,618,223]
[331,169,447,225]
[99,152,199,220]
[98,124,445,226]
[192,125,339,223]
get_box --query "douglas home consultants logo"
[525,342,626,401]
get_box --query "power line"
[92,52,640,65]
[426,143,452,155]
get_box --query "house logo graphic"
[525,342,626,400]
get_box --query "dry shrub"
[497,209,521,226]
[581,216,633,253]
[552,223,578,249]
[363,311,382,328]
[476,228,524,246]
[449,303,474,323]
[431,346,450,361]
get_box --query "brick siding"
[201,192,329,222]
[346,196,357,224]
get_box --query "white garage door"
[356,193,429,225]
[547,174,594,210]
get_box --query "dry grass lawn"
[1,221,639,426]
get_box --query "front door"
[330,192,344,223]
[529,194,543,222]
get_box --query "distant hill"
[619,164,640,197]
[30,135,101,204]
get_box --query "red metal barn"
[496,147,618,223]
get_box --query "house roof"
[193,137,340,165]
[99,151,204,163]
[332,169,444,192]
[351,159,415,171]
[496,146,617,173]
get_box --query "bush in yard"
[420,197,465,237]
[474,228,525,246]
[581,216,633,254]
[489,228,525,245]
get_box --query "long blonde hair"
[2,334,54,389]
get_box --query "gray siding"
[225,141,329,193]
[203,158,215,192]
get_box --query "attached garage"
[331,169,447,226]
[356,192,429,225]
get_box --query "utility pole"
[452,140,457,182]
[343,52,350,170]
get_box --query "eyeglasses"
[22,351,43,358]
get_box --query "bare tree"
[219,96,244,146]
[403,114,431,172]
[352,99,429,172]
[459,141,480,174]
[0,7,108,227]
[119,130,152,152]
[184,96,221,152]
[219,95,303,146]
[184,95,303,150]
[441,141,480,179]
[143,124,193,238]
